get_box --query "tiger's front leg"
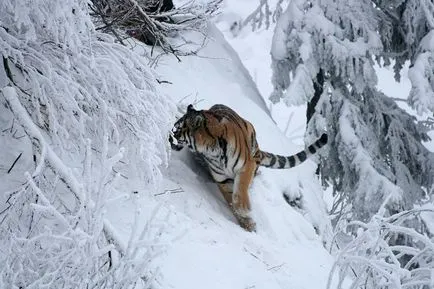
[232,161,257,232]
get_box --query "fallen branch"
[90,0,222,57]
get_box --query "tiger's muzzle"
[169,127,185,151]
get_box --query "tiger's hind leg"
[232,161,257,232]
[217,180,234,206]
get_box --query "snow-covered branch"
[1,86,84,208]
[252,0,434,222]
[0,0,175,287]
[328,208,434,289]
[315,86,434,222]
[241,0,285,31]
[407,31,434,113]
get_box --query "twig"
[154,187,184,196]
[91,2,126,45]
[2,57,32,97]
[267,263,285,272]
[91,147,127,164]
[156,78,173,84]
[112,167,128,179]
[0,189,23,219]
[10,118,14,133]
[7,152,22,174]
[3,56,14,82]
[389,97,408,103]
[208,217,220,227]
[108,250,113,269]
[27,194,39,238]
[243,247,269,266]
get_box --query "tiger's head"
[169,104,204,151]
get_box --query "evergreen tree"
[246,0,434,221]
[374,0,434,114]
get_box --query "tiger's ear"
[193,114,204,128]
[187,104,195,112]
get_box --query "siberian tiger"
[169,104,328,232]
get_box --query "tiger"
[169,104,328,232]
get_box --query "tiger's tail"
[258,133,328,169]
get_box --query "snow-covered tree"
[374,0,434,114]
[0,0,174,287]
[243,1,434,286]
[245,0,434,222]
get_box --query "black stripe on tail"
[259,133,328,169]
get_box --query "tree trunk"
[307,69,324,124]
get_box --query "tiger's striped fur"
[169,104,328,232]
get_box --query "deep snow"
[0,5,336,288]
[2,1,433,288]
[127,23,335,289]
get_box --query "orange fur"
[170,104,328,232]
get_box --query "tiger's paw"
[237,215,256,232]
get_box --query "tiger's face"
[169,104,204,151]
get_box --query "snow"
[3,0,432,288]
[408,52,434,114]
[148,1,433,287]
[270,2,294,61]
[107,3,433,288]
[211,3,434,286]
[100,21,336,288]
[0,100,33,192]
[420,30,434,51]
[374,61,434,151]
[214,0,308,147]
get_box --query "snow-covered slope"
[0,8,334,288]
[214,0,309,147]
[117,23,335,289]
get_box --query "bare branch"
[90,0,222,58]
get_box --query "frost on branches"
[261,0,434,114]
[269,0,381,105]
[246,0,434,222]
[375,0,434,114]
[0,0,174,288]
[318,87,434,221]
[328,208,434,289]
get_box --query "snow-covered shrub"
[328,207,434,289]
[0,0,174,287]
[0,115,168,287]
